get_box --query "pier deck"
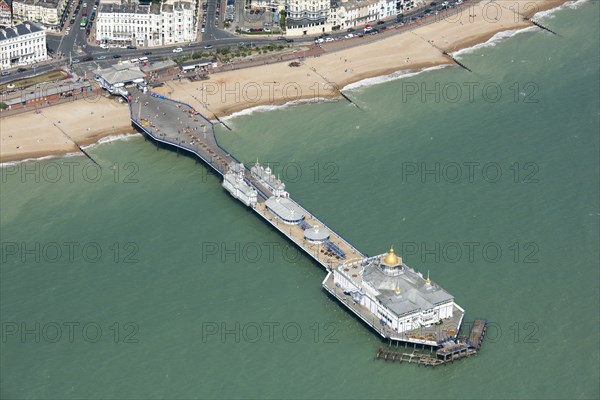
[124,85,476,357]
[128,87,363,272]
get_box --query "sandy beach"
[0,97,133,163]
[0,0,567,163]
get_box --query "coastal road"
[1,0,464,85]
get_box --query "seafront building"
[11,0,68,31]
[329,248,459,337]
[96,0,196,47]
[0,21,47,70]
[253,0,422,36]
[0,0,12,27]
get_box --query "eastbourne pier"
[123,84,486,367]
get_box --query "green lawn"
[0,70,70,93]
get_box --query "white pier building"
[222,162,258,207]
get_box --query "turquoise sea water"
[1,2,598,399]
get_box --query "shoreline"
[0,0,570,164]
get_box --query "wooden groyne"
[525,17,559,36]
[213,114,232,131]
[443,51,472,73]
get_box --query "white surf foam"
[0,151,83,168]
[534,0,589,21]
[343,65,450,92]
[452,26,538,58]
[81,132,140,150]
[219,97,337,123]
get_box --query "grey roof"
[266,197,304,223]
[94,64,146,85]
[224,173,256,197]
[12,0,59,8]
[304,226,330,242]
[99,2,160,15]
[360,259,454,317]
[0,21,44,41]
[251,162,285,192]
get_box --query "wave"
[220,97,338,123]
[343,65,450,91]
[0,151,83,168]
[81,132,141,150]
[534,0,590,21]
[452,26,538,58]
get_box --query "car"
[1,71,10,76]
[377,20,385,25]
[201,28,205,33]
[285,38,294,43]
[112,54,122,58]
[83,11,87,16]
[65,27,71,33]
[96,55,106,60]
[188,42,194,47]
[93,5,97,10]
[83,2,87,6]
[126,45,137,49]
[72,59,80,64]
[143,51,152,55]
[82,56,93,62]
[17,67,27,72]
[203,44,213,49]
[173,47,183,53]
[347,28,355,32]
[70,18,75,24]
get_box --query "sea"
[1,1,598,398]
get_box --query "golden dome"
[383,247,400,265]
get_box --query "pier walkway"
[124,85,482,360]
[128,86,364,272]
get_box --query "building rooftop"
[304,226,330,242]
[99,1,160,15]
[94,63,146,85]
[0,21,44,41]
[339,249,454,317]
[265,196,305,223]
[12,0,60,7]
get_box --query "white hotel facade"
[0,21,48,70]
[254,0,423,36]
[96,0,196,47]
[11,0,69,31]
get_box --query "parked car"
[173,47,183,53]
[377,20,385,25]
[1,71,10,76]
[82,56,93,62]
[96,55,107,60]
[17,67,27,72]
[126,45,137,49]
[112,54,122,58]
[143,51,152,55]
